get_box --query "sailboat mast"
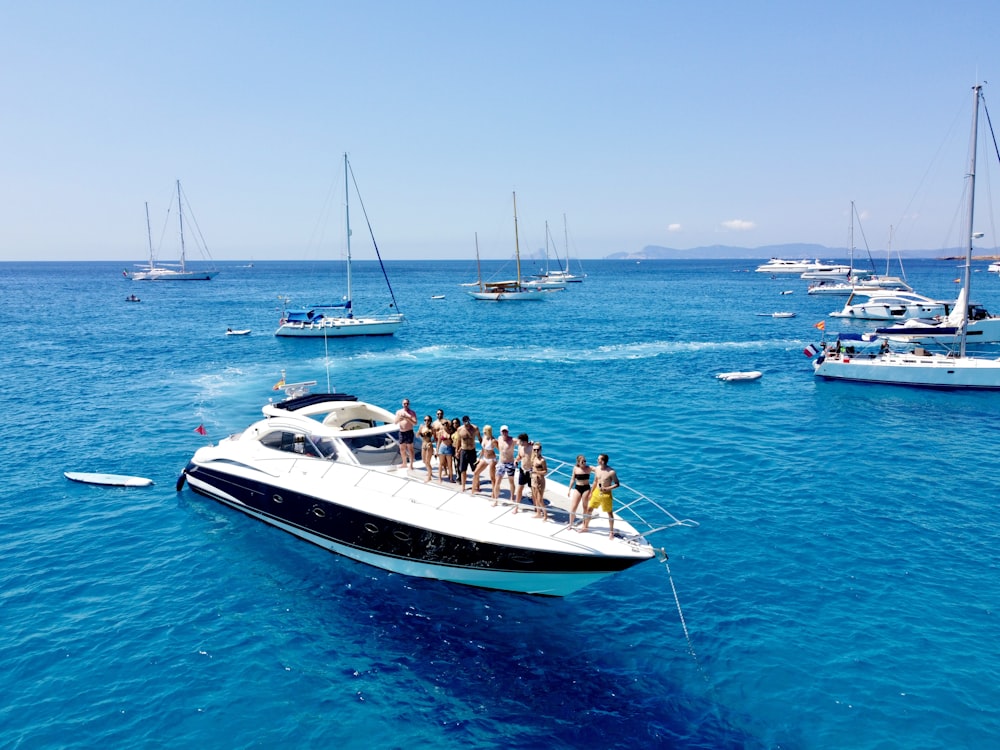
[344,153,353,316]
[176,180,186,271]
[563,213,570,274]
[848,201,855,276]
[544,220,550,276]
[513,192,522,285]
[959,84,982,357]
[475,232,484,292]
[144,201,153,268]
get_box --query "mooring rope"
[659,551,698,663]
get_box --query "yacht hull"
[275,316,403,337]
[182,463,650,596]
[131,270,218,281]
[814,352,1000,389]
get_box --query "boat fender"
[175,471,187,491]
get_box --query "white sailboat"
[467,193,560,301]
[275,154,404,337]
[814,83,1000,389]
[128,182,218,281]
[529,214,585,285]
[523,220,569,289]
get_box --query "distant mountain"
[605,243,1000,260]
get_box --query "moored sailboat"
[127,183,218,281]
[467,193,561,301]
[813,83,1000,389]
[275,154,404,337]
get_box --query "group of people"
[393,399,620,537]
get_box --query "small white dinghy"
[226,329,251,336]
[64,472,154,487]
[716,371,763,382]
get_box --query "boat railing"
[545,459,698,538]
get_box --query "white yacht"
[755,258,835,274]
[829,290,949,320]
[800,265,852,280]
[875,286,1000,344]
[178,384,694,596]
[807,276,912,296]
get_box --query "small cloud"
[667,223,682,232]
[721,219,756,231]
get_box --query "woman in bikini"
[418,415,436,482]
[470,425,497,495]
[530,442,549,521]
[436,421,455,483]
[567,454,593,528]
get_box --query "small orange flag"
[814,320,826,331]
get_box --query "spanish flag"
[272,379,285,391]
[814,320,826,331]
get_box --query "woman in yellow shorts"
[582,454,619,538]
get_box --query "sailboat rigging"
[275,153,404,337]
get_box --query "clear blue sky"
[3,0,999,261]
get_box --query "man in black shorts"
[394,398,418,470]
[514,433,532,511]
[456,416,478,491]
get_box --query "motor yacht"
[178,386,693,596]
[829,290,949,321]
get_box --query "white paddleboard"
[64,472,154,487]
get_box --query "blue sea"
[2,257,998,749]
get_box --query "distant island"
[604,243,1000,261]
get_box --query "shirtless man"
[491,425,517,505]
[456,416,478,492]
[582,454,620,538]
[394,398,418,470]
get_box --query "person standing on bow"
[418,415,436,482]
[514,433,532,513]
[394,398,418,471]
[530,442,549,521]
[470,425,497,495]
[567,454,593,529]
[582,454,619,538]
[491,425,516,506]
[456,416,479,492]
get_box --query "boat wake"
[311,339,796,367]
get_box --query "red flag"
[814,320,826,331]
[194,424,207,436]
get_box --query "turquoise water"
[1,258,998,749]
